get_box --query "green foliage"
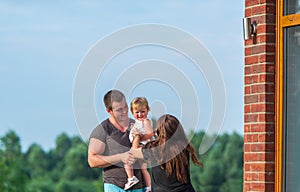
[0,129,243,192]
[0,154,9,192]
[190,131,244,192]
[56,179,98,192]
[62,142,99,180]
[26,176,55,192]
[0,130,100,192]
[25,143,50,178]
[0,130,28,192]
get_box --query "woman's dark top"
[142,143,196,192]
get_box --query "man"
[88,89,145,191]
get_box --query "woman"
[131,114,203,192]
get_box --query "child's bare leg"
[124,153,139,190]
[140,161,151,188]
[132,134,150,187]
[124,163,140,190]
[125,163,134,178]
[125,134,140,179]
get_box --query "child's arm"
[140,119,154,141]
[130,126,141,149]
[131,134,141,149]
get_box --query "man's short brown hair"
[103,90,125,110]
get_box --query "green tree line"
[0,130,243,192]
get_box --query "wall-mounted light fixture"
[243,18,257,40]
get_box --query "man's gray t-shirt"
[89,118,144,189]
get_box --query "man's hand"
[121,151,136,165]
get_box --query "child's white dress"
[129,119,150,145]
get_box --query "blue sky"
[0,1,244,151]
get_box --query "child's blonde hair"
[130,97,150,113]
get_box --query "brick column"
[244,0,276,191]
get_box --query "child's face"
[132,106,148,120]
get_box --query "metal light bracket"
[243,18,257,40]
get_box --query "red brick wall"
[244,0,276,191]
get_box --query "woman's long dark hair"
[151,114,203,183]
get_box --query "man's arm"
[88,138,135,168]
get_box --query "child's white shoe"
[124,176,139,190]
[145,186,151,192]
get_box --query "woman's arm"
[130,147,144,159]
